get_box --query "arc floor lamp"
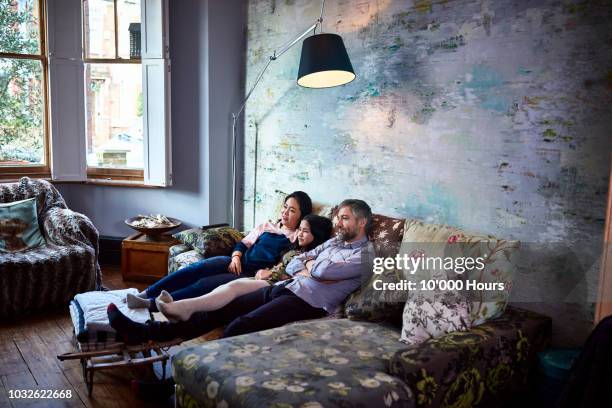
[230,0,355,228]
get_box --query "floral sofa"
[0,177,101,319]
[167,214,551,408]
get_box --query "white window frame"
[46,0,171,187]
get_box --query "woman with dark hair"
[156,214,334,322]
[126,191,313,311]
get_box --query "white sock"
[126,293,151,309]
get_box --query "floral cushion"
[400,220,519,326]
[345,266,406,324]
[369,214,406,258]
[168,249,205,273]
[169,243,192,257]
[173,319,415,408]
[340,215,406,323]
[400,291,471,345]
[173,226,244,258]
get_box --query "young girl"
[155,214,333,322]
[126,191,313,311]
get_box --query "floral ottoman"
[173,318,415,408]
[171,307,550,408]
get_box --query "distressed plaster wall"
[243,0,612,346]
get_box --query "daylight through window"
[0,0,48,176]
[83,0,143,176]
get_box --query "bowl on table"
[124,216,182,239]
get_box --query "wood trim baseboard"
[99,235,123,265]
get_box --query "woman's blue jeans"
[145,256,257,308]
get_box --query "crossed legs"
[109,284,327,343]
[156,278,271,322]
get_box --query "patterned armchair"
[0,177,101,319]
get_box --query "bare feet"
[159,290,173,302]
[157,296,192,323]
[154,290,173,316]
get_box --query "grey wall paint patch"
[243,0,612,345]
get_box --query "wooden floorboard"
[0,265,167,408]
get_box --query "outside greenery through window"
[84,0,143,172]
[0,0,47,169]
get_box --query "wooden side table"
[121,233,180,282]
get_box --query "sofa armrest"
[43,207,102,288]
[43,207,99,248]
[200,223,230,230]
[388,307,551,407]
[169,244,192,258]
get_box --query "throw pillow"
[173,226,244,258]
[369,214,405,257]
[0,198,46,252]
[454,232,519,325]
[344,216,407,324]
[400,219,519,326]
[168,249,205,273]
[400,291,471,345]
[345,265,407,323]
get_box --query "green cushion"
[345,266,406,323]
[0,198,46,252]
[173,226,244,258]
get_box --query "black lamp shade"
[297,33,355,88]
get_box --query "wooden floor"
[0,265,177,408]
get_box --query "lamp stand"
[230,10,324,228]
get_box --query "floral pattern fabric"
[173,226,244,258]
[369,214,406,258]
[268,249,300,283]
[345,265,406,324]
[400,220,519,326]
[169,243,192,257]
[343,215,407,323]
[173,307,550,408]
[168,249,205,273]
[173,319,415,408]
[400,291,471,345]
[389,307,551,408]
[0,178,100,318]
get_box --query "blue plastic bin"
[535,349,581,407]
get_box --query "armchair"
[0,177,101,319]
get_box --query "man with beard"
[107,199,374,343]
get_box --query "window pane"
[0,0,41,55]
[0,58,44,165]
[85,63,143,169]
[83,0,116,59]
[117,0,141,59]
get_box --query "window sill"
[0,168,51,181]
[0,176,162,188]
[53,179,163,188]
